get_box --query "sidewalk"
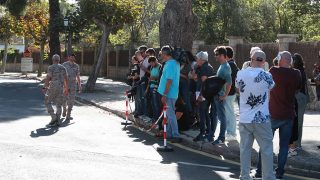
[2,73,320,177]
[75,77,320,178]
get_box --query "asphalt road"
[0,76,306,180]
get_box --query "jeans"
[137,83,147,115]
[257,119,293,177]
[212,96,227,141]
[165,97,180,138]
[199,99,212,136]
[295,92,307,147]
[239,122,275,180]
[225,95,237,136]
[150,88,161,120]
[180,80,192,112]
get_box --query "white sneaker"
[288,148,298,158]
[226,134,237,141]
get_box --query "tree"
[0,13,15,74]
[48,0,62,63]
[21,1,49,77]
[0,0,27,17]
[160,0,198,51]
[79,0,140,92]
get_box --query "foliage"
[107,0,166,47]
[0,13,17,41]
[21,1,49,45]
[79,0,140,29]
[193,0,320,44]
[0,0,27,17]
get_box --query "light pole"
[63,16,69,59]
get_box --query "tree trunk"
[0,39,9,74]
[48,0,61,64]
[68,31,73,56]
[85,24,109,92]
[38,42,45,77]
[159,0,198,51]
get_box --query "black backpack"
[201,76,226,101]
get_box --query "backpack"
[201,76,226,101]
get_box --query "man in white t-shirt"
[236,50,276,180]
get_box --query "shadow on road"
[30,126,59,138]
[0,80,47,122]
[122,125,240,180]
[30,118,75,138]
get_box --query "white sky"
[66,0,76,4]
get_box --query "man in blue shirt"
[212,46,232,145]
[158,46,181,142]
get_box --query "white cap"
[250,47,261,57]
[196,51,208,61]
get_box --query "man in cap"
[158,45,181,143]
[236,50,275,180]
[242,47,269,71]
[43,54,69,127]
[193,51,216,142]
[62,53,81,120]
[255,51,302,179]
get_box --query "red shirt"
[269,67,301,120]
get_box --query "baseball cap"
[196,51,208,61]
[250,47,261,57]
[251,50,266,61]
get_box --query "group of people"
[128,44,317,179]
[43,54,81,127]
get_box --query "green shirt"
[217,61,232,96]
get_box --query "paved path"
[0,76,244,180]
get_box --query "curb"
[76,95,320,178]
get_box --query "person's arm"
[161,79,172,105]
[63,70,69,96]
[77,73,81,93]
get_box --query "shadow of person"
[30,126,59,138]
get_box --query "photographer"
[127,55,140,116]
[148,56,162,122]
[135,46,149,116]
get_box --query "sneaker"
[212,139,225,145]
[193,133,205,142]
[46,120,58,128]
[288,148,297,158]
[276,174,283,179]
[226,134,237,141]
[251,171,262,179]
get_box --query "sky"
[67,0,76,4]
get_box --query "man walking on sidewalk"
[158,45,181,143]
[62,53,81,120]
[236,50,275,180]
[43,54,69,127]
[255,51,302,179]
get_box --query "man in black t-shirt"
[225,46,239,140]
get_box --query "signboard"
[21,58,33,72]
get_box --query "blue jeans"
[225,95,237,136]
[150,88,161,120]
[212,96,227,141]
[137,83,147,115]
[199,99,212,136]
[239,122,275,180]
[179,80,192,112]
[165,97,180,138]
[256,119,293,177]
